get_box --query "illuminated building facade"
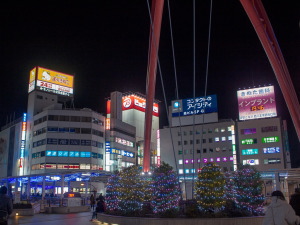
[106,91,159,171]
[236,86,291,170]
[24,67,106,175]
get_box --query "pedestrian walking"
[263,190,300,225]
[290,188,300,216]
[0,186,13,225]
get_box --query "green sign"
[262,136,279,143]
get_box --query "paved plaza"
[8,211,101,225]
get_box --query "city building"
[106,91,160,170]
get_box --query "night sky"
[0,1,299,165]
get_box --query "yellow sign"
[37,67,74,88]
[29,67,36,83]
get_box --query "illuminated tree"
[230,164,264,216]
[105,170,121,214]
[117,165,146,216]
[194,162,226,213]
[151,162,181,216]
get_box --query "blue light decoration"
[105,166,146,216]
[151,162,181,216]
[228,165,264,216]
[172,95,218,117]
[105,171,121,214]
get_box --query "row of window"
[179,156,234,164]
[178,167,233,174]
[34,115,104,126]
[178,147,233,155]
[241,126,278,135]
[33,139,104,148]
[242,158,281,165]
[178,126,232,136]
[31,163,103,170]
[178,136,232,145]
[32,150,103,159]
[34,127,104,137]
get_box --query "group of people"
[89,193,105,221]
[263,189,300,225]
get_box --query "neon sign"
[19,113,27,175]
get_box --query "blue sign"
[263,147,280,154]
[172,94,218,117]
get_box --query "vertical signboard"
[19,113,27,176]
[237,86,277,120]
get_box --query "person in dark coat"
[290,188,300,216]
[0,186,13,225]
[90,194,96,211]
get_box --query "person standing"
[0,186,13,225]
[290,188,300,216]
[263,190,300,225]
[90,194,96,211]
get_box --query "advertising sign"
[122,95,159,117]
[106,94,159,117]
[28,67,36,93]
[237,86,277,120]
[171,95,218,117]
[29,66,74,97]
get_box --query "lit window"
[184,159,189,164]
[179,159,183,164]
[185,169,189,174]
[222,137,226,141]
[179,169,183,174]
[221,128,225,132]
[215,137,219,142]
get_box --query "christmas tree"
[151,162,181,216]
[230,164,264,216]
[105,170,121,214]
[194,162,226,213]
[117,165,146,216]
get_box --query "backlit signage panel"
[28,66,74,97]
[241,138,257,145]
[122,95,159,117]
[242,149,258,155]
[263,147,280,154]
[237,86,277,120]
[106,94,159,117]
[172,95,218,117]
[262,136,279,143]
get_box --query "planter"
[97,213,264,225]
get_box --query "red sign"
[106,94,159,117]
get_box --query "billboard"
[106,94,159,117]
[28,66,74,97]
[237,86,277,120]
[171,94,218,117]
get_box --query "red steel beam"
[143,0,164,172]
[240,0,300,141]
